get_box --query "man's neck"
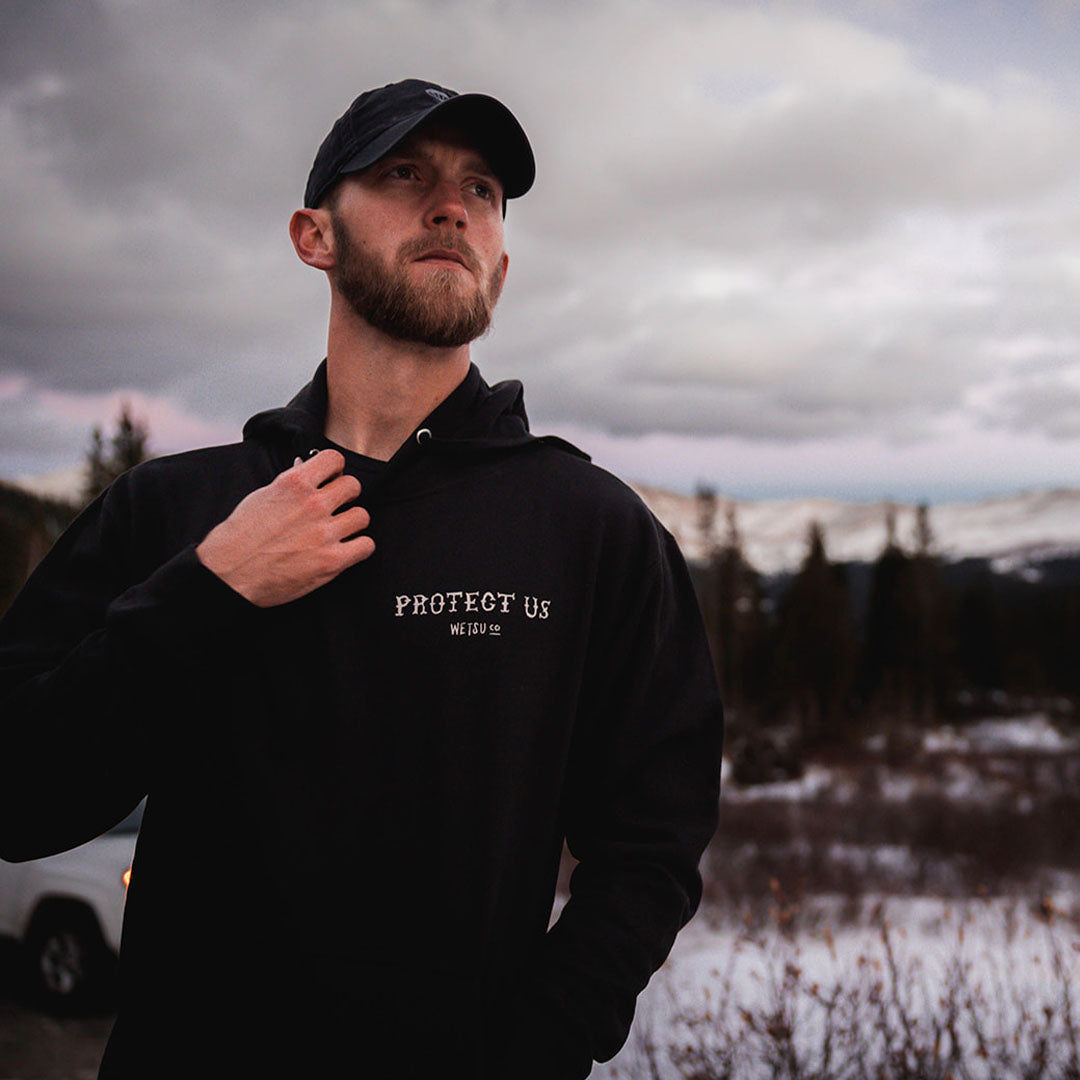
[324,308,472,461]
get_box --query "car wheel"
[24,904,116,1013]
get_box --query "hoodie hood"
[242,361,588,471]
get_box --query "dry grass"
[704,737,1080,914]
[628,889,1080,1080]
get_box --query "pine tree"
[110,405,149,474]
[772,521,856,745]
[907,503,953,723]
[82,403,151,505]
[694,483,722,668]
[83,426,113,505]
[714,501,771,720]
[861,505,911,721]
[695,482,719,559]
[913,502,933,556]
[860,502,952,725]
[954,573,1006,701]
[692,488,770,725]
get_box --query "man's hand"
[196,449,374,607]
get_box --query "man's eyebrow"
[382,144,499,181]
[458,148,498,174]
[463,157,499,180]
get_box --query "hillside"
[632,485,1080,575]
[12,467,1080,578]
[0,480,78,614]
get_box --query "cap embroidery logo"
[425,88,451,103]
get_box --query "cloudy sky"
[3,0,1080,502]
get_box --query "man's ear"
[497,251,509,292]
[289,208,335,271]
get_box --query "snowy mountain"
[11,466,1080,579]
[631,485,1080,576]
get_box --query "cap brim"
[337,92,535,200]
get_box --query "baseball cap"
[304,78,535,209]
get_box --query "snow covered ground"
[597,892,1080,1079]
[922,714,1080,754]
[720,714,1080,811]
[589,715,1080,1078]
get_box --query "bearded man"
[0,79,724,1080]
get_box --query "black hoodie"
[0,363,723,1079]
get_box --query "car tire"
[23,903,116,1014]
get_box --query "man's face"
[327,123,509,348]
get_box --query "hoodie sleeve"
[0,471,257,862]
[501,513,724,1078]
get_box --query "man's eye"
[469,181,497,202]
[387,164,418,181]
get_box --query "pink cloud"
[36,388,237,455]
[0,375,30,401]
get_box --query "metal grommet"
[307,448,321,458]
[416,428,432,445]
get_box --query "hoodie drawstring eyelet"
[416,428,432,446]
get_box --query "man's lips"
[413,248,470,269]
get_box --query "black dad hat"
[304,78,535,209]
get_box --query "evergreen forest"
[693,485,1080,783]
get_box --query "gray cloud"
[978,370,1080,439]
[0,2,115,90]
[2,0,1080,494]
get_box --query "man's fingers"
[300,448,347,486]
[281,451,363,510]
[327,525,375,569]
[332,505,371,540]
[322,473,363,512]
[339,534,376,565]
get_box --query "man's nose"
[424,181,467,230]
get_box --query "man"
[0,79,723,1078]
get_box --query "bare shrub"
[644,897,1080,1080]
[705,740,1080,912]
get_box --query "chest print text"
[394,590,551,638]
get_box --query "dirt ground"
[0,943,112,1080]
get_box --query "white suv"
[0,801,142,1011]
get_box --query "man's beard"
[332,214,504,348]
